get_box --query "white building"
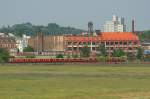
[16,34,31,52]
[104,15,126,32]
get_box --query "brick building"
[0,36,17,55]
[28,33,65,52]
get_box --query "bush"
[113,49,125,57]
[96,56,107,62]
[26,55,36,58]
[0,48,10,63]
[72,54,79,58]
[80,46,90,57]
[56,54,64,58]
[66,55,71,58]
[23,46,34,52]
[143,55,150,62]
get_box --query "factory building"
[104,15,126,32]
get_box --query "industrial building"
[103,15,126,32]
[28,32,139,56]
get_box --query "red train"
[9,58,98,63]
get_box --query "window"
[79,42,82,45]
[106,42,109,45]
[129,47,132,50]
[120,42,122,45]
[129,42,132,45]
[111,42,114,45]
[73,47,77,51]
[92,47,96,50]
[73,42,77,45]
[92,42,95,45]
[134,42,137,45]
[115,42,118,45]
[68,42,72,45]
[83,42,86,45]
[124,42,127,45]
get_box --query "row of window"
[67,46,138,51]
[106,42,137,45]
[67,47,98,51]
[106,47,137,50]
[67,41,138,45]
[68,42,98,45]
[0,44,16,48]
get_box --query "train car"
[9,58,98,63]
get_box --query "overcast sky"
[0,0,149,31]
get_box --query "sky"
[0,0,149,31]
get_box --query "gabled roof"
[101,32,139,41]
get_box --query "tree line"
[0,23,85,37]
[137,30,150,41]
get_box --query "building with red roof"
[64,32,140,56]
[28,32,140,56]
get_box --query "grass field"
[0,63,150,99]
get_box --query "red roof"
[101,32,139,41]
[65,36,100,42]
[65,32,139,42]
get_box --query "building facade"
[0,35,17,56]
[64,32,139,56]
[104,15,126,32]
[27,32,139,56]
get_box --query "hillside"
[0,23,85,37]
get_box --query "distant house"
[0,33,17,56]
[16,34,31,52]
[141,42,150,56]
[141,42,150,50]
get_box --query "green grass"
[0,64,150,99]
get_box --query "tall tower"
[88,22,93,35]
[132,19,135,33]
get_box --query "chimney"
[132,19,135,33]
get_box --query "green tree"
[23,46,34,52]
[136,47,143,60]
[56,54,64,58]
[80,46,90,57]
[98,44,107,56]
[112,49,125,57]
[0,48,10,63]
[0,23,85,37]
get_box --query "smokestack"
[88,22,94,36]
[132,19,135,33]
